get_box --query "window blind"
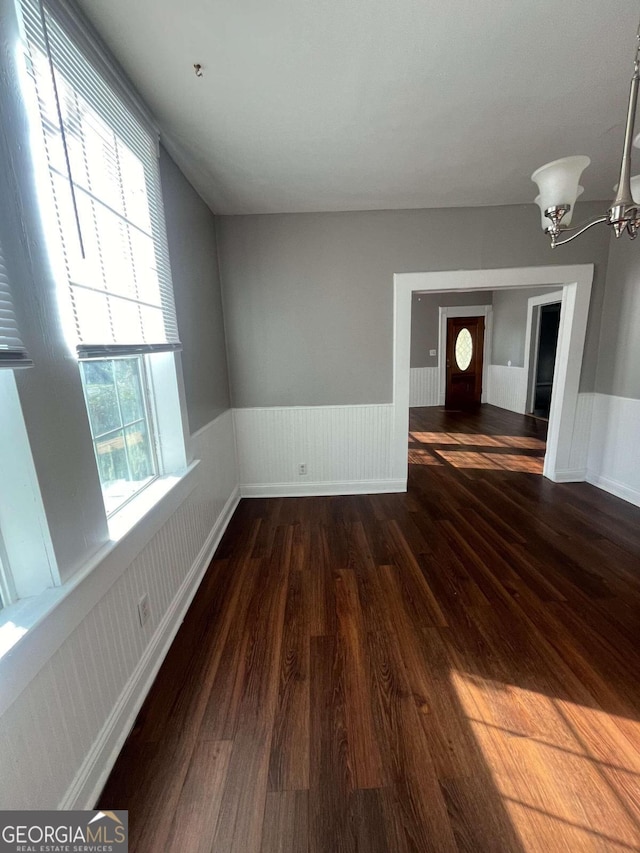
[0,246,32,369]
[21,0,181,358]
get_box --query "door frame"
[523,290,563,415]
[392,265,594,484]
[438,304,493,405]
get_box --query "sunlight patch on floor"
[434,450,544,474]
[409,431,546,450]
[409,431,464,445]
[449,670,640,851]
[446,432,505,446]
[497,435,547,450]
[408,449,444,466]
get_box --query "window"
[455,327,473,371]
[81,357,157,516]
[21,0,185,516]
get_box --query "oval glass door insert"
[455,327,473,371]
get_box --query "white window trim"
[0,370,59,602]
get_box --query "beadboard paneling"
[565,392,593,477]
[409,367,439,407]
[0,409,239,809]
[234,405,402,495]
[587,393,640,507]
[487,365,527,414]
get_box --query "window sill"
[0,460,200,715]
[108,473,189,542]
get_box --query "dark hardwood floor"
[100,405,640,852]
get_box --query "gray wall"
[491,286,560,367]
[160,147,231,432]
[411,291,493,368]
[217,204,610,408]
[595,234,640,399]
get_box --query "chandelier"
[532,19,640,247]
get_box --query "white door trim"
[393,265,594,484]
[523,290,563,415]
[437,304,493,405]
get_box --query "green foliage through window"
[81,357,156,514]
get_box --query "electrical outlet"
[138,593,150,627]
[429,349,437,357]
[298,463,307,476]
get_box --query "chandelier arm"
[549,215,609,247]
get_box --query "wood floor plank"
[308,634,355,853]
[260,791,308,853]
[348,789,392,853]
[365,628,458,852]
[374,567,481,781]
[197,558,264,741]
[307,524,337,637]
[210,527,292,853]
[334,569,386,789]
[268,570,310,791]
[166,740,232,853]
[384,519,448,627]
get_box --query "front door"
[445,316,484,410]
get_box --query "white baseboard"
[61,486,241,810]
[240,479,406,498]
[548,469,587,483]
[586,471,640,508]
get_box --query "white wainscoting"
[587,393,640,507]
[234,405,404,497]
[0,409,239,810]
[409,367,439,407]
[561,392,593,481]
[486,364,528,414]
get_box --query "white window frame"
[0,371,59,606]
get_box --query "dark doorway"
[445,315,484,410]
[532,303,561,419]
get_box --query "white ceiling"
[76,0,640,215]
